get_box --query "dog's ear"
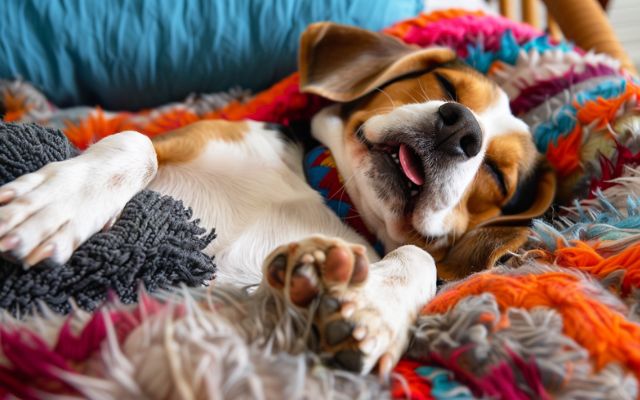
[299,22,456,102]
[478,157,557,228]
[437,226,530,281]
[437,159,556,281]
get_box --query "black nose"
[436,102,482,158]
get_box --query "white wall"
[609,0,640,70]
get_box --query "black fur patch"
[265,121,319,152]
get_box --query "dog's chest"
[148,127,374,286]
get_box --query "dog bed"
[2,8,640,399]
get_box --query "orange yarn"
[392,360,435,400]
[1,90,32,122]
[63,108,137,150]
[554,240,640,296]
[140,108,200,137]
[575,82,640,130]
[423,271,640,377]
[545,125,583,177]
[204,74,302,121]
[487,62,506,77]
[59,73,306,148]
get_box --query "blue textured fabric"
[533,78,627,151]
[415,366,474,399]
[532,191,640,251]
[0,0,423,110]
[465,30,572,74]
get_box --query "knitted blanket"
[2,9,640,399]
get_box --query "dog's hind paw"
[263,235,411,376]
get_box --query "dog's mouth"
[397,143,425,186]
[359,132,426,207]
[379,143,425,197]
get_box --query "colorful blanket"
[2,9,640,399]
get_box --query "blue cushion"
[0,0,423,110]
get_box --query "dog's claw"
[352,325,367,341]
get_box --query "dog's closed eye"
[434,72,458,101]
[483,159,507,196]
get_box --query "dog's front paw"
[0,131,156,268]
[0,160,112,267]
[264,235,406,375]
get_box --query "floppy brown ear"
[299,22,456,102]
[437,226,530,281]
[478,157,557,228]
[437,159,556,281]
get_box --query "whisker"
[353,106,395,116]
[328,172,355,205]
[400,88,422,105]
[336,174,357,207]
[418,79,433,103]
[375,88,396,109]
[328,172,375,227]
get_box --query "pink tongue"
[398,144,425,186]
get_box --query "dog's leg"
[0,131,157,266]
[262,235,437,375]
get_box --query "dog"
[0,23,554,375]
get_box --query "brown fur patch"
[465,132,538,229]
[152,120,248,164]
[299,22,456,102]
[437,226,530,281]
[340,65,500,165]
[343,66,498,122]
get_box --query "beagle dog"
[0,23,554,374]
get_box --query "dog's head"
[300,23,556,279]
